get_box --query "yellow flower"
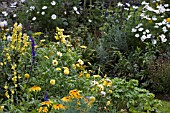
[56,27,64,32]
[106,101,111,106]
[108,90,113,93]
[93,75,101,78]
[89,96,95,103]
[56,68,61,71]
[86,73,90,78]
[50,79,55,85]
[63,67,69,75]
[38,106,48,113]
[29,86,41,92]
[0,62,3,66]
[44,56,49,59]
[166,18,170,22]
[69,89,81,99]
[38,107,43,112]
[97,84,104,91]
[53,104,66,110]
[24,73,30,78]
[41,101,52,107]
[61,96,71,102]
[52,60,58,66]
[80,45,87,49]
[5,91,10,98]
[103,79,112,87]
[0,106,4,111]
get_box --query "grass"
[159,100,170,113]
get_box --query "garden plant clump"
[0,0,170,112]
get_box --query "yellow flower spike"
[166,18,170,22]
[50,79,56,85]
[24,73,30,79]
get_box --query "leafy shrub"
[149,58,170,95]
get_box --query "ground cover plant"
[0,0,170,112]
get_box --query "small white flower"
[146,34,152,38]
[30,6,35,11]
[64,11,67,14]
[160,34,167,42]
[135,23,143,28]
[51,1,56,5]
[138,27,144,31]
[42,6,47,10]
[101,91,106,97]
[164,4,169,7]
[13,14,17,17]
[126,3,130,7]
[132,6,139,9]
[2,11,8,16]
[143,31,146,35]
[124,8,129,11]
[32,17,36,21]
[135,34,140,38]
[75,11,80,14]
[51,14,56,20]
[117,2,123,7]
[166,24,170,28]
[162,26,168,33]
[37,11,40,14]
[152,16,157,21]
[131,28,137,32]
[141,35,147,42]
[21,0,25,3]
[0,20,7,27]
[73,6,78,11]
[141,1,149,5]
[41,11,45,15]
[57,51,62,57]
[145,29,150,33]
[7,35,12,41]
[88,19,92,22]
[152,39,157,45]
[154,25,159,28]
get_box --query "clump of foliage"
[0,23,162,112]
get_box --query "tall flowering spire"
[29,36,35,64]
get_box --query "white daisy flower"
[73,6,78,11]
[42,6,47,10]
[51,1,56,5]
[51,14,56,20]
[32,17,36,21]
[135,34,140,38]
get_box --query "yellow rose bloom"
[50,79,56,85]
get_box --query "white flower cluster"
[0,20,8,27]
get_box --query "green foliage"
[149,58,170,95]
